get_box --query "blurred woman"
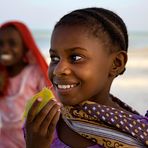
[0,21,52,148]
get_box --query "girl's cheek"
[48,68,53,80]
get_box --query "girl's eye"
[50,56,60,63]
[70,55,82,62]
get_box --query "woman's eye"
[0,40,3,47]
[50,56,60,63]
[71,55,82,62]
[9,40,18,47]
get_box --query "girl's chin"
[59,98,76,106]
[60,97,84,106]
[61,100,75,106]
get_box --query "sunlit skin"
[49,25,117,106]
[0,27,27,77]
[25,25,127,148]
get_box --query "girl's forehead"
[52,26,96,43]
[51,25,104,50]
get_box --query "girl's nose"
[53,60,71,76]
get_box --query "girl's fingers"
[39,104,61,135]
[25,97,61,145]
[32,99,60,130]
[47,109,61,144]
[26,97,42,124]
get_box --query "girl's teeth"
[57,84,75,89]
[1,54,12,60]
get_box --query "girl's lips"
[54,83,80,94]
[56,83,77,89]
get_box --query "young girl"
[25,8,148,148]
[0,21,52,148]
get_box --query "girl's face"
[0,27,24,66]
[48,26,114,105]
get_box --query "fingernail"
[37,97,42,102]
[57,102,61,105]
[53,98,57,102]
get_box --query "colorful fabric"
[0,64,47,147]
[61,97,148,148]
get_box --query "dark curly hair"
[54,7,128,74]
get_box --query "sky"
[1,0,148,31]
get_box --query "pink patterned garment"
[0,64,47,148]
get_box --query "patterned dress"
[0,64,47,148]
[52,97,148,148]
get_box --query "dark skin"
[0,27,28,77]
[57,117,96,148]
[25,98,61,148]
[25,25,128,148]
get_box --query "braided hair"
[54,7,128,74]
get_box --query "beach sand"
[111,48,148,115]
[45,48,148,115]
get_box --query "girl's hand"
[25,98,61,148]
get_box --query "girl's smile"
[54,83,80,95]
[53,78,80,93]
[0,54,13,61]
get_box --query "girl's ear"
[109,51,128,77]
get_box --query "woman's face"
[48,25,114,105]
[0,27,25,66]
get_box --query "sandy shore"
[111,48,148,115]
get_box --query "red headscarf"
[0,21,52,96]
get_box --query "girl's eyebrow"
[49,47,87,52]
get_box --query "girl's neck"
[94,94,134,114]
[7,61,28,77]
[91,94,122,110]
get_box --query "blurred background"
[0,0,148,115]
